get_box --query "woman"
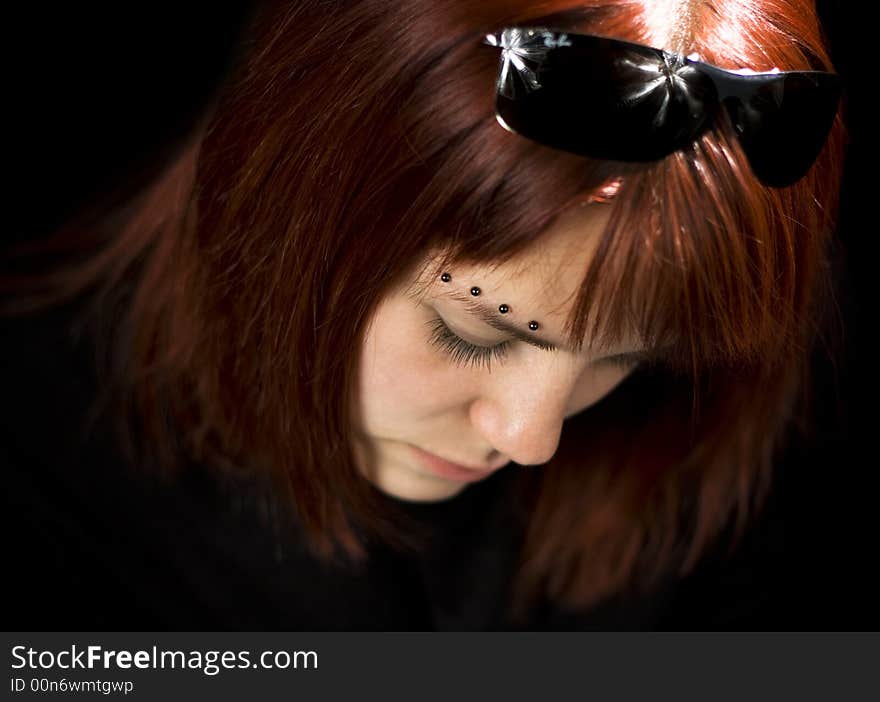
[2,0,847,628]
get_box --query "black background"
[3,2,874,629]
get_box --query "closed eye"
[426,317,511,371]
[426,317,649,373]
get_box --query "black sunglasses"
[482,27,842,187]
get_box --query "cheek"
[566,363,634,417]
[354,296,462,435]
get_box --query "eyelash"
[427,317,643,372]
[426,317,511,371]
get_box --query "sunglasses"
[482,27,842,187]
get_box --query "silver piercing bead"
[499,304,509,314]
[470,286,481,296]
[440,272,451,282]
[528,320,539,331]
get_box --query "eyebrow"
[443,289,651,365]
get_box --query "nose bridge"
[471,356,579,466]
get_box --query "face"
[351,203,647,502]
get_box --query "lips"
[408,445,500,483]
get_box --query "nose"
[468,361,575,466]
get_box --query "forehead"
[426,203,613,324]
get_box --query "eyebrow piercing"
[437,271,542,332]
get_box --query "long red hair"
[1,0,847,622]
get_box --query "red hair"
[1,0,847,622]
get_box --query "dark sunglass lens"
[494,33,716,161]
[727,72,841,187]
